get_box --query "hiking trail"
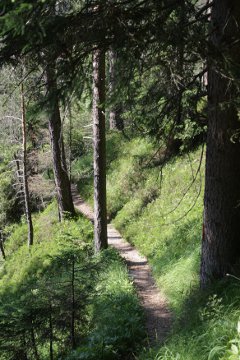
[71,185,172,345]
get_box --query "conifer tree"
[92,47,108,252]
[46,65,75,221]
[108,49,124,131]
[21,83,34,246]
[200,0,240,286]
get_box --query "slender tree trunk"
[30,323,40,360]
[0,232,6,260]
[166,0,185,156]
[176,0,185,127]
[93,48,108,252]
[49,302,53,360]
[21,84,34,246]
[70,258,76,349]
[68,107,72,183]
[108,49,124,131]
[46,66,75,221]
[14,153,24,194]
[200,0,240,286]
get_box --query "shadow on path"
[71,184,172,345]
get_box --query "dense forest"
[0,0,240,359]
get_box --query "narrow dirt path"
[71,185,172,345]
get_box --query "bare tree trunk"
[70,258,76,349]
[108,49,124,131]
[93,48,108,252]
[200,0,240,286]
[68,108,72,183]
[46,66,75,221]
[0,231,6,260]
[13,153,24,194]
[21,84,34,247]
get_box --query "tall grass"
[104,134,240,360]
[0,201,145,359]
[71,132,240,359]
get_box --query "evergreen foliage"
[0,203,144,359]
[0,0,240,358]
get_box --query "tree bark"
[93,48,108,252]
[175,0,185,127]
[200,0,240,286]
[13,153,24,195]
[70,258,76,349]
[68,107,73,183]
[46,66,75,221]
[21,84,34,247]
[108,49,124,131]
[0,232,6,260]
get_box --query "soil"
[71,185,172,345]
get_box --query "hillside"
[1,2,240,359]
[74,133,240,360]
[0,202,145,359]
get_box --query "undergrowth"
[77,132,240,360]
[0,201,144,360]
[68,249,145,360]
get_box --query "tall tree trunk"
[46,66,75,221]
[200,0,240,286]
[166,0,185,156]
[68,107,73,183]
[93,48,108,252]
[21,84,34,247]
[70,258,76,349]
[108,49,124,131]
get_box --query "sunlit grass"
[69,132,240,360]
[0,201,145,360]
[102,134,240,360]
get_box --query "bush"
[67,249,145,360]
[0,203,144,360]
[0,210,95,360]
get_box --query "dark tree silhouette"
[201,0,240,286]
[46,66,75,221]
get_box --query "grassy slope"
[107,136,204,313]
[74,133,240,360]
[0,202,144,360]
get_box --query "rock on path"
[71,185,172,345]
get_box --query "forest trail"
[71,185,172,345]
